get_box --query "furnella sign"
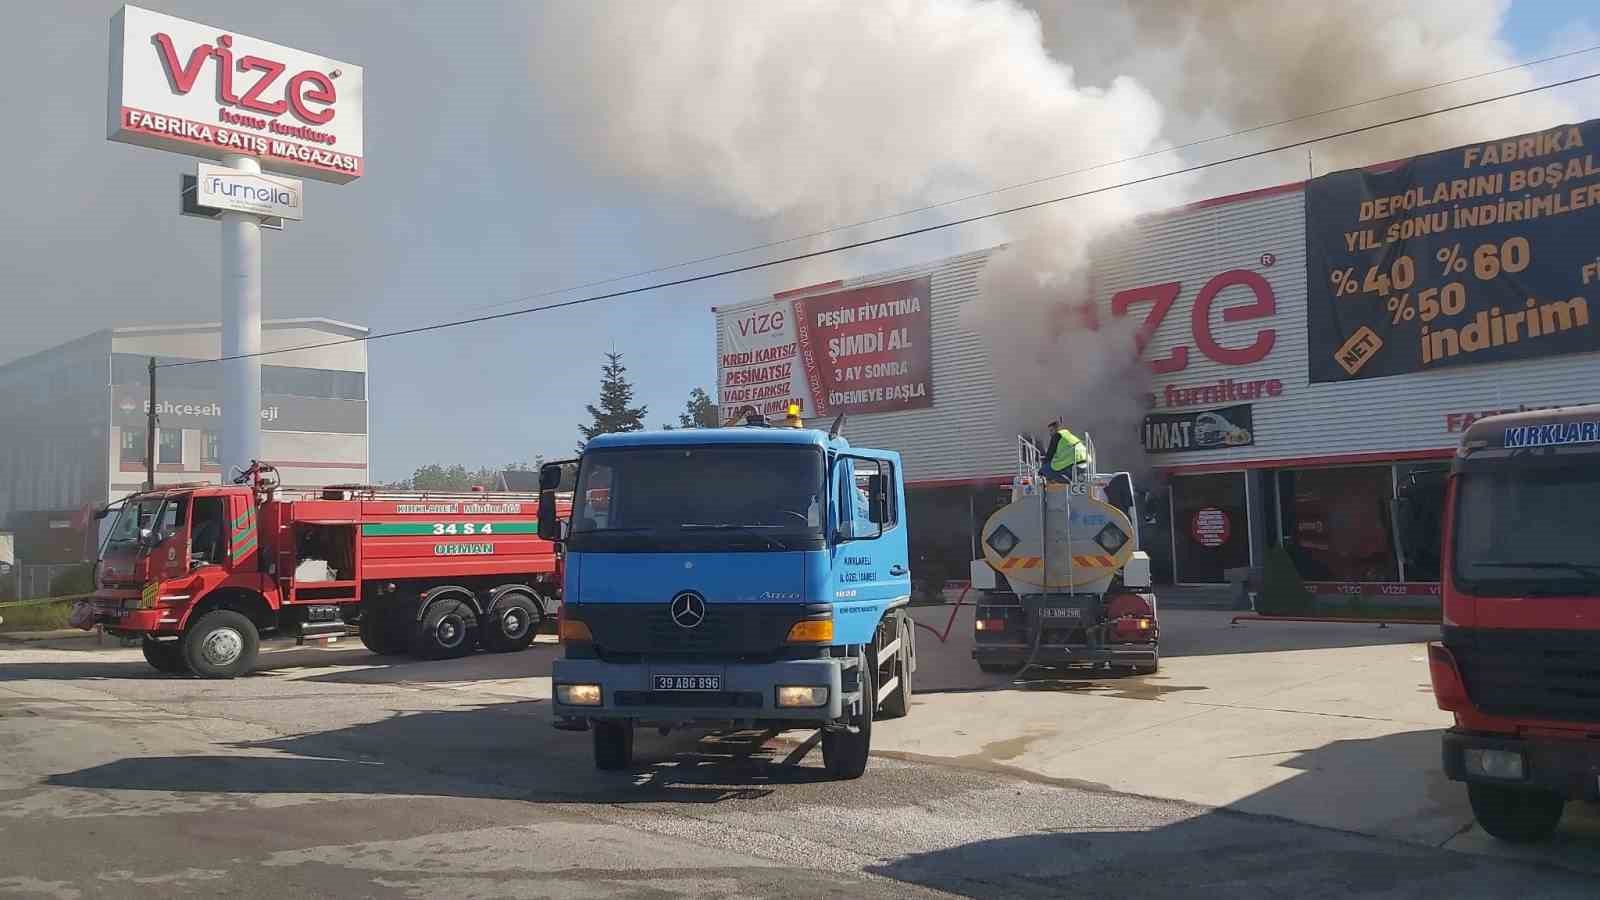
[107,5,364,183]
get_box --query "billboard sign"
[108,5,364,183]
[1305,119,1600,383]
[196,163,304,219]
[1142,404,1255,453]
[719,278,933,420]
[112,385,366,434]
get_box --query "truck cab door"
[830,455,911,645]
[147,496,191,582]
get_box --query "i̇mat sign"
[108,5,364,183]
[718,278,933,420]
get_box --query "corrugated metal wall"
[717,186,1600,481]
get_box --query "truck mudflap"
[1442,729,1600,801]
[552,657,848,725]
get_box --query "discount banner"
[719,278,933,419]
[1305,118,1600,383]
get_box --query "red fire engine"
[80,462,567,677]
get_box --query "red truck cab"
[1428,405,1600,842]
[85,463,566,678]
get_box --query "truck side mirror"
[539,463,563,491]
[538,490,561,543]
[867,474,888,525]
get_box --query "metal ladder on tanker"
[1014,429,1098,595]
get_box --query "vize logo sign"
[108,5,364,183]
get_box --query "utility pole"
[145,356,157,492]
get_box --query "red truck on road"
[1427,406,1600,843]
[80,463,567,677]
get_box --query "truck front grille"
[1444,626,1600,723]
[574,602,826,659]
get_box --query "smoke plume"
[531,0,1576,468]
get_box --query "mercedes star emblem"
[670,591,707,629]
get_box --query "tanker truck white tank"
[969,433,1160,675]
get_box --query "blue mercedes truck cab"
[535,413,916,778]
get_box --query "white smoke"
[529,0,1577,467]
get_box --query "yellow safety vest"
[1050,429,1088,471]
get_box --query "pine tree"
[579,351,647,449]
[663,387,719,429]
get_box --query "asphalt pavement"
[1,621,1596,897]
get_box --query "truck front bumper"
[552,656,847,727]
[972,641,1157,667]
[1442,729,1600,801]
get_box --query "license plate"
[654,674,721,691]
[1040,607,1081,619]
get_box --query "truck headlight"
[776,686,829,708]
[1463,748,1525,780]
[556,683,602,706]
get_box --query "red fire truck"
[79,462,567,678]
[1426,406,1600,843]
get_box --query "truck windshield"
[569,445,825,552]
[1452,462,1600,597]
[106,497,166,547]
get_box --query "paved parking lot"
[1,608,1596,897]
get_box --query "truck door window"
[190,497,227,564]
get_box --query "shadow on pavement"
[46,697,837,804]
[0,642,559,683]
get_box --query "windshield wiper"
[680,523,791,550]
[1473,561,1600,579]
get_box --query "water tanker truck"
[970,434,1159,675]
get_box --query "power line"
[452,41,1600,317]
[163,67,1600,369]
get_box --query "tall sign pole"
[220,154,264,479]
[107,4,363,483]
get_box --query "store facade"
[714,119,1600,592]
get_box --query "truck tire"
[822,651,874,779]
[358,603,408,656]
[482,593,540,653]
[414,597,478,660]
[878,616,912,720]
[141,637,188,674]
[1468,783,1565,843]
[593,721,634,771]
[181,610,260,679]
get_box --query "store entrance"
[1172,472,1250,584]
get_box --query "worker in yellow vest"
[1042,420,1090,483]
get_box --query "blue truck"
[535,410,916,777]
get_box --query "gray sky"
[3,1,1597,481]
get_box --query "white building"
[0,318,369,558]
[716,134,1600,591]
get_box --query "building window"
[1394,462,1449,582]
[1173,472,1250,584]
[1278,466,1398,582]
[121,428,146,464]
[202,431,220,465]
[158,429,182,465]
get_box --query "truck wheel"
[822,651,874,779]
[593,721,634,771]
[1468,783,1565,843]
[358,604,407,656]
[141,637,188,674]
[878,617,913,720]
[414,597,478,660]
[482,593,540,653]
[181,610,260,679]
